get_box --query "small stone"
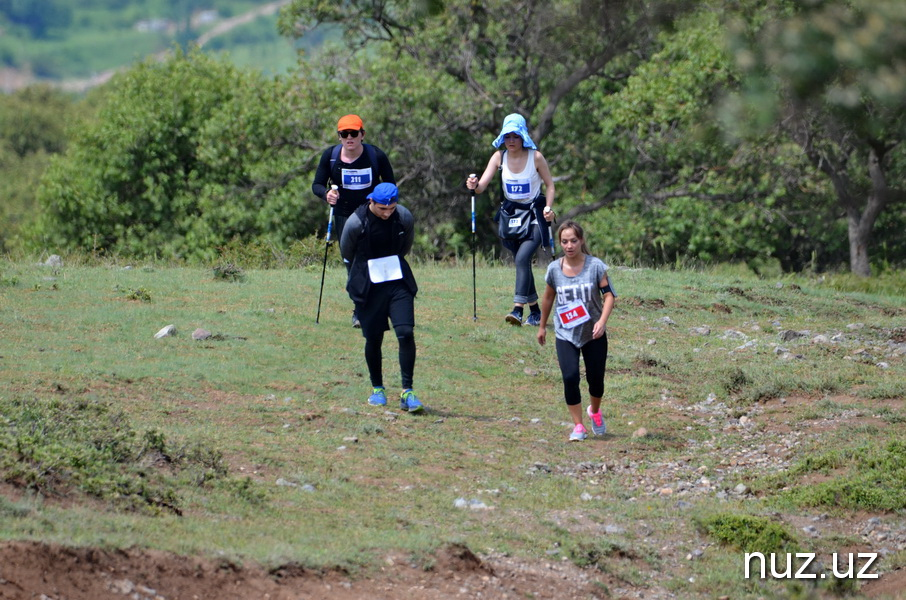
[689,326,711,336]
[454,497,490,510]
[779,329,807,342]
[192,328,212,340]
[846,322,865,330]
[734,483,749,495]
[580,492,594,501]
[43,254,63,268]
[658,487,674,496]
[108,579,134,595]
[632,427,648,438]
[154,324,177,339]
[343,436,359,443]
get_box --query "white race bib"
[341,167,373,190]
[367,255,403,283]
[504,178,532,200]
[557,299,590,329]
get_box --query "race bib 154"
[557,300,590,329]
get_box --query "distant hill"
[0,0,324,93]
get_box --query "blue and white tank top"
[501,149,542,204]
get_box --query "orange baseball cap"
[337,114,364,131]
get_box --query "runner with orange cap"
[312,114,396,327]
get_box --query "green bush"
[0,395,228,515]
[697,513,798,554]
[31,48,319,262]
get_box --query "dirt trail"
[0,541,619,600]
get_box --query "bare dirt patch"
[0,541,625,600]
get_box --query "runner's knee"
[394,324,414,340]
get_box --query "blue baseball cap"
[368,182,399,205]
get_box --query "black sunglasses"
[338,130,361,138]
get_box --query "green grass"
[0,257,904,597]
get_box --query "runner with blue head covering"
[491,113,538,150]
[466,113,557,327]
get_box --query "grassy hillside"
[0,257,905,598]
[0,0,311,84]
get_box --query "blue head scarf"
[491,113,537,149]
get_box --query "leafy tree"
[0,85,82,252]
[726,0,906,275]
[277,0,694,255]
[32,48,316,261]
[561,8,852,272]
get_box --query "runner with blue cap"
[340,183,425,413]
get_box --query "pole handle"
[325,200,336,244]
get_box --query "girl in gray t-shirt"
[536,220,616,441]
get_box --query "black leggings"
[358,282,416,389]
[555,334,608,406]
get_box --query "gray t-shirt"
[544,255,612,347]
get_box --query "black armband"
[600,284,613,296]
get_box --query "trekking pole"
[548,223,555,261]
[315,185,338,324]
[470,174,477,321]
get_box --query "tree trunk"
[847,208,872,277]
[845,147,894,277]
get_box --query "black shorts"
[356,281,415,338]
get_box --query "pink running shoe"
[569,423,588,441]
[587,406,607,436]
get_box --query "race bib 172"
[504,178,532,200]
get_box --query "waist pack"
[497,200,534,241]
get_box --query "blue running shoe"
[524,312,541,326]
[368,387,387,406]
[400,389,424,413]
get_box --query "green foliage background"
[1,0,905,275]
